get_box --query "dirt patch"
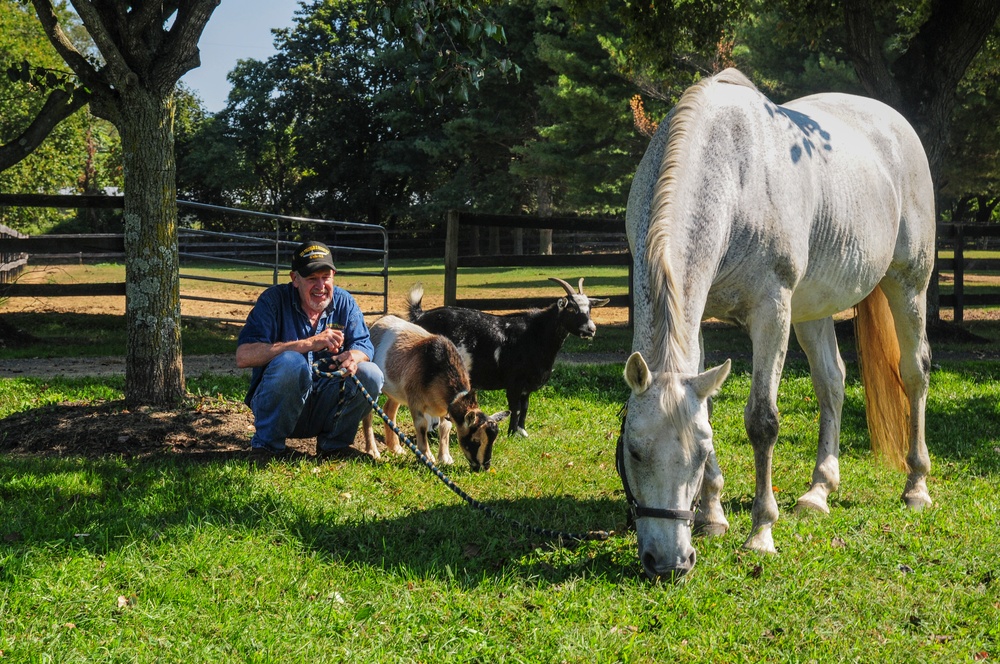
[0,354,244,379]
[0,398,255,459]
[0,395,384,460]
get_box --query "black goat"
[407,277,609,437]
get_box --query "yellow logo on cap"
[300,245,330,259]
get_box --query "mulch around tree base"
[0,398,369,460]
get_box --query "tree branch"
[67,0,138,91]
[840,0,903,108]
[894,0,1000,101]
[154,0,221,95]
[0,88,91,171]
[28,0,103,88]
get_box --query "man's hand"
[311,326,344,354]
[334,350,360,376]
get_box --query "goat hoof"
[510,428,529,438]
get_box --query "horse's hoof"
[743,530,777,554]
[694,521,728,537]
[902,491,932,510]
[794,496,830,515]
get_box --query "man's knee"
[355,361,384,395]
[266,351,312,389]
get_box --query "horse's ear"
[624,352,652,394]
[688,359,731,401]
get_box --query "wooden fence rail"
[936,223,1000,324]
[1,193,997,327]
[443,210,632,322]
[0,194,390,321]
[0,223,27,285]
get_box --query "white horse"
[620,69,935,581]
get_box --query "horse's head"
[620,352,730,582]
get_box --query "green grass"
[1,359,999,662]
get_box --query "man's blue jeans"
[249,351,384,452]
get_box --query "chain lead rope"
[312,361,611,542]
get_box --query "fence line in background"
[444,210,633,325]
[0,223,27,285]
[0,195,389,323]
[1,193,996,327]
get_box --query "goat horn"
[577,277,585,294]
[549,277,576,297]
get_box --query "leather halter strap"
[615,408,696,525]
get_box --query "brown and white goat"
[362,315,509,471]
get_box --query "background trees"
[3,0,1000,395]
[0,0,120,233]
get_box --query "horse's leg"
[792,317,844,514]
[743,297,792,553]
[695,448,730,536]
[695,328,729,537]
[879,276,932,509]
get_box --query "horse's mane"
[644,69,756,371]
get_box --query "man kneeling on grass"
[236,240,384,459]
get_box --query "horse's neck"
[631,240,704,375]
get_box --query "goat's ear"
[557,297,568,310]
[464,411,478,428]
[490,410,510,423]
[589,297,610,308]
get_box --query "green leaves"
[367,0,516,104]
[4,58,85,97]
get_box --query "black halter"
[615,404,697,526]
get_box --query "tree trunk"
[538,177,553,255]
[119,93,185,407]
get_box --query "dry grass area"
[0,262,634,326]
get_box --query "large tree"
[1,1,221,407]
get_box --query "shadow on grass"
[0,453,638,585]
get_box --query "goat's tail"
[407,283,425,322]
[854,285,910,472]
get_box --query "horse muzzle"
[641,546,697,582]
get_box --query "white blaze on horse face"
[623,353,730,579]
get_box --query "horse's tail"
[854,285,910,471]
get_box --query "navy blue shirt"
[238,282,374,403]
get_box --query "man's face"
[291,268,335,315]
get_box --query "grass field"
[1,261,999,661]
